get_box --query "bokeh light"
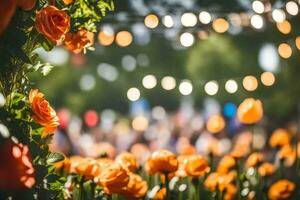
[272,9,286,23]
[179,80,193,95]
[98,31,114,46]
[144,14,159,29]
[122,55,137,71]
[212,18,229,33]
[278,43,292,59]
[260,72,275,86]
[276,20,291,35]
[115,31,133,47]
[97,63,119,82]
[180,32,195,47]
[84,110,99,127]
[204,81,219,96]
[79,74,96,91]
[242,76,258,91]
[181,12,197,27]
[252,1,265,14]
[161,76,176,90]
[162,15,174,28]
[258,43,279,72]
[142,74,157,89]
[199,11,212,24]
[132,116,148,132]
[286,1,299,16]
[0,93,5,107]
[225,80,238,94]
[152,106,166,120]
[127,87,140,101]
[250,15,264,29]
[295,37,300,50]
[223,102,237,118]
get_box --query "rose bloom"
[258,162,275,177]
[268,179,295,200]
[29,89,59,137]
[185,155,210,177]
[64,29,94,54]
[0,0,16,35]
[237,98,263,124]
[217,155,236,175]
[98,163,130,194]
[206,115,226,134]
[269,129,290,148]
[35,6,70,44]
[245,152,264,168]
[116,152,138,172]
[121,173,148,200]
[147,150,178,174]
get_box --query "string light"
[181,12,197,27]
[98,31,114,46]
[199,11,212,24]
[127,87,140,101]
[132,116,148,132]
[286,1,299,16]
[161,76,176,90]
[278,43,292,59]
[296,37,300,50]
[115,31,133,47]
[250,15,264,29]
[272,9,286,23]
[252,1,265,14]
[162,15,174,28]
[179,80,193,95]
[243,76,258,91]
[204,81,219,95]
[212,18,229,33]
[225,80,238,94]
[180,32,195,47]
[260,72,275,86]
[142,75,157,89]
[144,14,159,29]
[276,20,291,34]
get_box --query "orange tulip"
[116,152,138,172]
[147,150,178,174]
[29,89,59,137]
[68,156,83,173]
[64,29,94,54]
[206,115,226,134]
[245,152,264,168]
[185,155,210,177]
[269,129,290,148]
[258,162,275,177]
[75,158,101,180]
[0,0,17,35]
[217,155,236,175]
[268,179,295,200]
[237,98,263,124]
[204,171,236,193]
[278,145,296,167]
[122,173,148,200]
[154,187,166,200]
[35,6,70,44]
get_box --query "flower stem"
[164,173,170,200]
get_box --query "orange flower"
[185,155,210,177]
[237,98,263,124]
[204,172,219,191]
[147,150,178,174]
[75,158,101,180]
[204,171,236,193]
[154,187,166,200]
[29,89,59,137]
[223,184,237,200]
[206,115,226,134]
[258,162,275,177]
[122,173,148,200]
[278,145,296,167]
[268,180,295,200]
[17,0,36,11]
[67,155,83,173]
[64,29,94,54]
[217,155,236,175]
[35,6,70,44]
[62,0,74,5]
[245,152,264,168]
[53,156,71,173]
[269,129,290,148]
[116,152,138,172]
[98,164,130,194]
[0,0,16,35]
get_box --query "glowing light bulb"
[260,72,275,86]
[278,43,292,59]
[116,31,133,47]
[212,18,229,33]
[225,80,238,94]
[144,14,159,29]
[180,32,195,47]
[199,11,212,24]
[272,9,286,23]
[242,76,258,91]
[181,12,197,27]
[252,1,265,14]
[276,20,291,35]
[127,87,140,101]
[179,80,193,95]
[142,74,157,89]
[286,1,299,16]
[250,15,264,29]
[204,81,219,95]
[161,76,176,90]
[163,15,174,28]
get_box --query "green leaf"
[47,152,65,164]
[40,63,54,76]
[40,37,54,51]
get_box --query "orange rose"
[217,155,236,175]
[185,155,210,177]
[64,29,94,54]
[17,0,36,11]
[258,162,275,177]
[98,163,130,194]
[115,152,138,172]
[268,179,295,200]
[0,0,17,35]
[35,6,70,44]
[122,173,148,200]
[237,98,263,124]
[269,129,290,148]
[206,115,226,134]
[29,89,59,137]
[147,150,178,174]
[245,152,264,168]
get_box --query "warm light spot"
[162,15,174,28]
[212,18,229,33]
[179,80,193,95]
[250,15,264,29]
[180,32,195,47]
[132,116,148,132]
[127,87,140,101]
[144,14,159,29]
[142,74,157,89]
[286,1,299,16]
[199,11,212,24]
[243,76,258,91]
[295,37,300,50]
[225,80,238,94]
[98,31,114,46]
[115,31,133,47]
[181,12,197,27]
[198,31,209,40]
[276,20,291,35]
[204,81,219,95]
[278,43,292,59]
[260,72,275,86]
[252,1,265,14]
[161,76,176,90]
[272,9,286,23]
[84,110,99,127]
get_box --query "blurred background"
[32,0,300,157]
